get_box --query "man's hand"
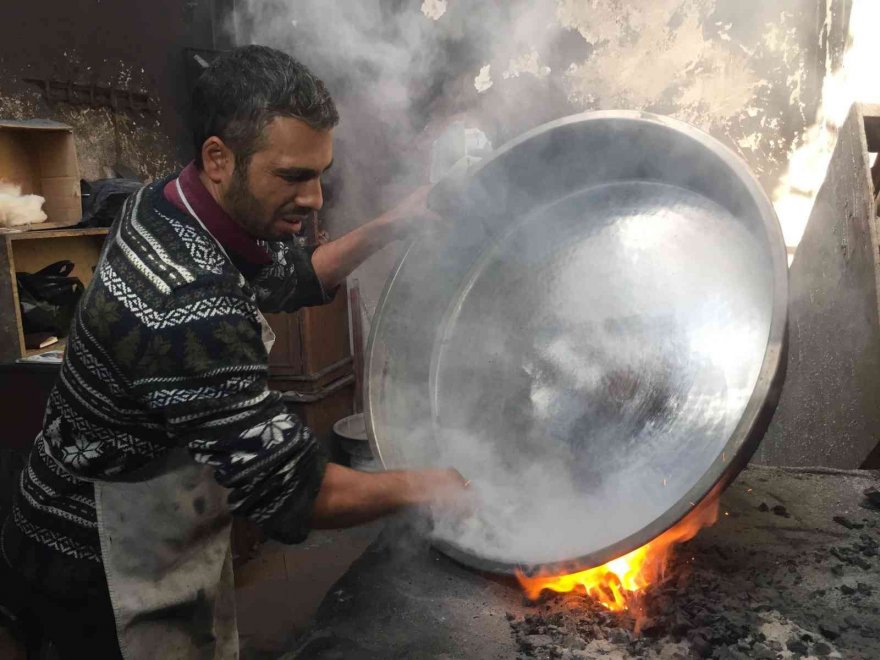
[405,467,473,518]
[310,464,473,529]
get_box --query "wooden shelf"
[4,227,108,240]
[23,337,66,357]
[0,227,109,363]
[0,221,91,235]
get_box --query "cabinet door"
[265,282,351,382]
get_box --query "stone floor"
[237,524,381,657]
[287,466,880,660]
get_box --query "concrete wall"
[754,105,880,469]
[0,0,235,181]
[236,0,849,325]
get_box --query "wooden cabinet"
[0,227,108,362]
[265,281,355,458]
[264,281,352,392]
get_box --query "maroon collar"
[164,162,271,266]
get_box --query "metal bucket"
[365,111,788,574]
[333,413,381,472]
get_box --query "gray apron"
[94,181,276,659]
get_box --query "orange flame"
[516,494,720,612]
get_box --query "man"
[0,45,467,658]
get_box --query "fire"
[516,494,719,612]
[773,0,880,263]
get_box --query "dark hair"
[191,45,339,168]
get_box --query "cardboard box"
[0,119,82,229]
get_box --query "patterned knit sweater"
[1,177,329,599]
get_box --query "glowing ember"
[517,494,719,612]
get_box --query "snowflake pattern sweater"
[1,174,329,598]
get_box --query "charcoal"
[653,595,673,612]
[832,545,873,569]
[813,641,832,656]
[671,614,692,638]
[522,634,554,649]
[690,634,714,658]
[501,499,880,660]
[546,612,564,626]
[751,642,775,659]
[830,547,848,561]
[771,505,790,518]
[786,638,808,655]
[758,502,769,512]
[851,556,872,570]
[833,516,864,530]
[710,624,730,644]
[609,629,630,645]
[819,622,841,639]
[714,646,749,660]
[638,617,666,638]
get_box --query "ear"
[201,136,234,184]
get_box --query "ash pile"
[508,484,880,660]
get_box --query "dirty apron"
[94,180,276,659]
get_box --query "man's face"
[223,116,333,241]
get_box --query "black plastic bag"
[17,261,84,337]
[79,178,142,228]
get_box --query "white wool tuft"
[0,181,48,227]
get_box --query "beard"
[223,164,312,241]
[223,164,274,239]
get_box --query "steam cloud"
[423,185,772,565]
[234,0,831,309]
[233,1,819,567]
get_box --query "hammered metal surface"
[366,112,787,571]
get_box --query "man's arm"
[311,186,435,290]
[129,277,466,542]
[310,463,468,529]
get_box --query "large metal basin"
[365,111,788,574]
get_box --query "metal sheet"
[366,112,788,573]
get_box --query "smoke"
[423,183,771,566]
[232,1,820,567]
[234,0,833,311]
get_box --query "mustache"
[277,206,315,221]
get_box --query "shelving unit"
[0,227,109,363]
